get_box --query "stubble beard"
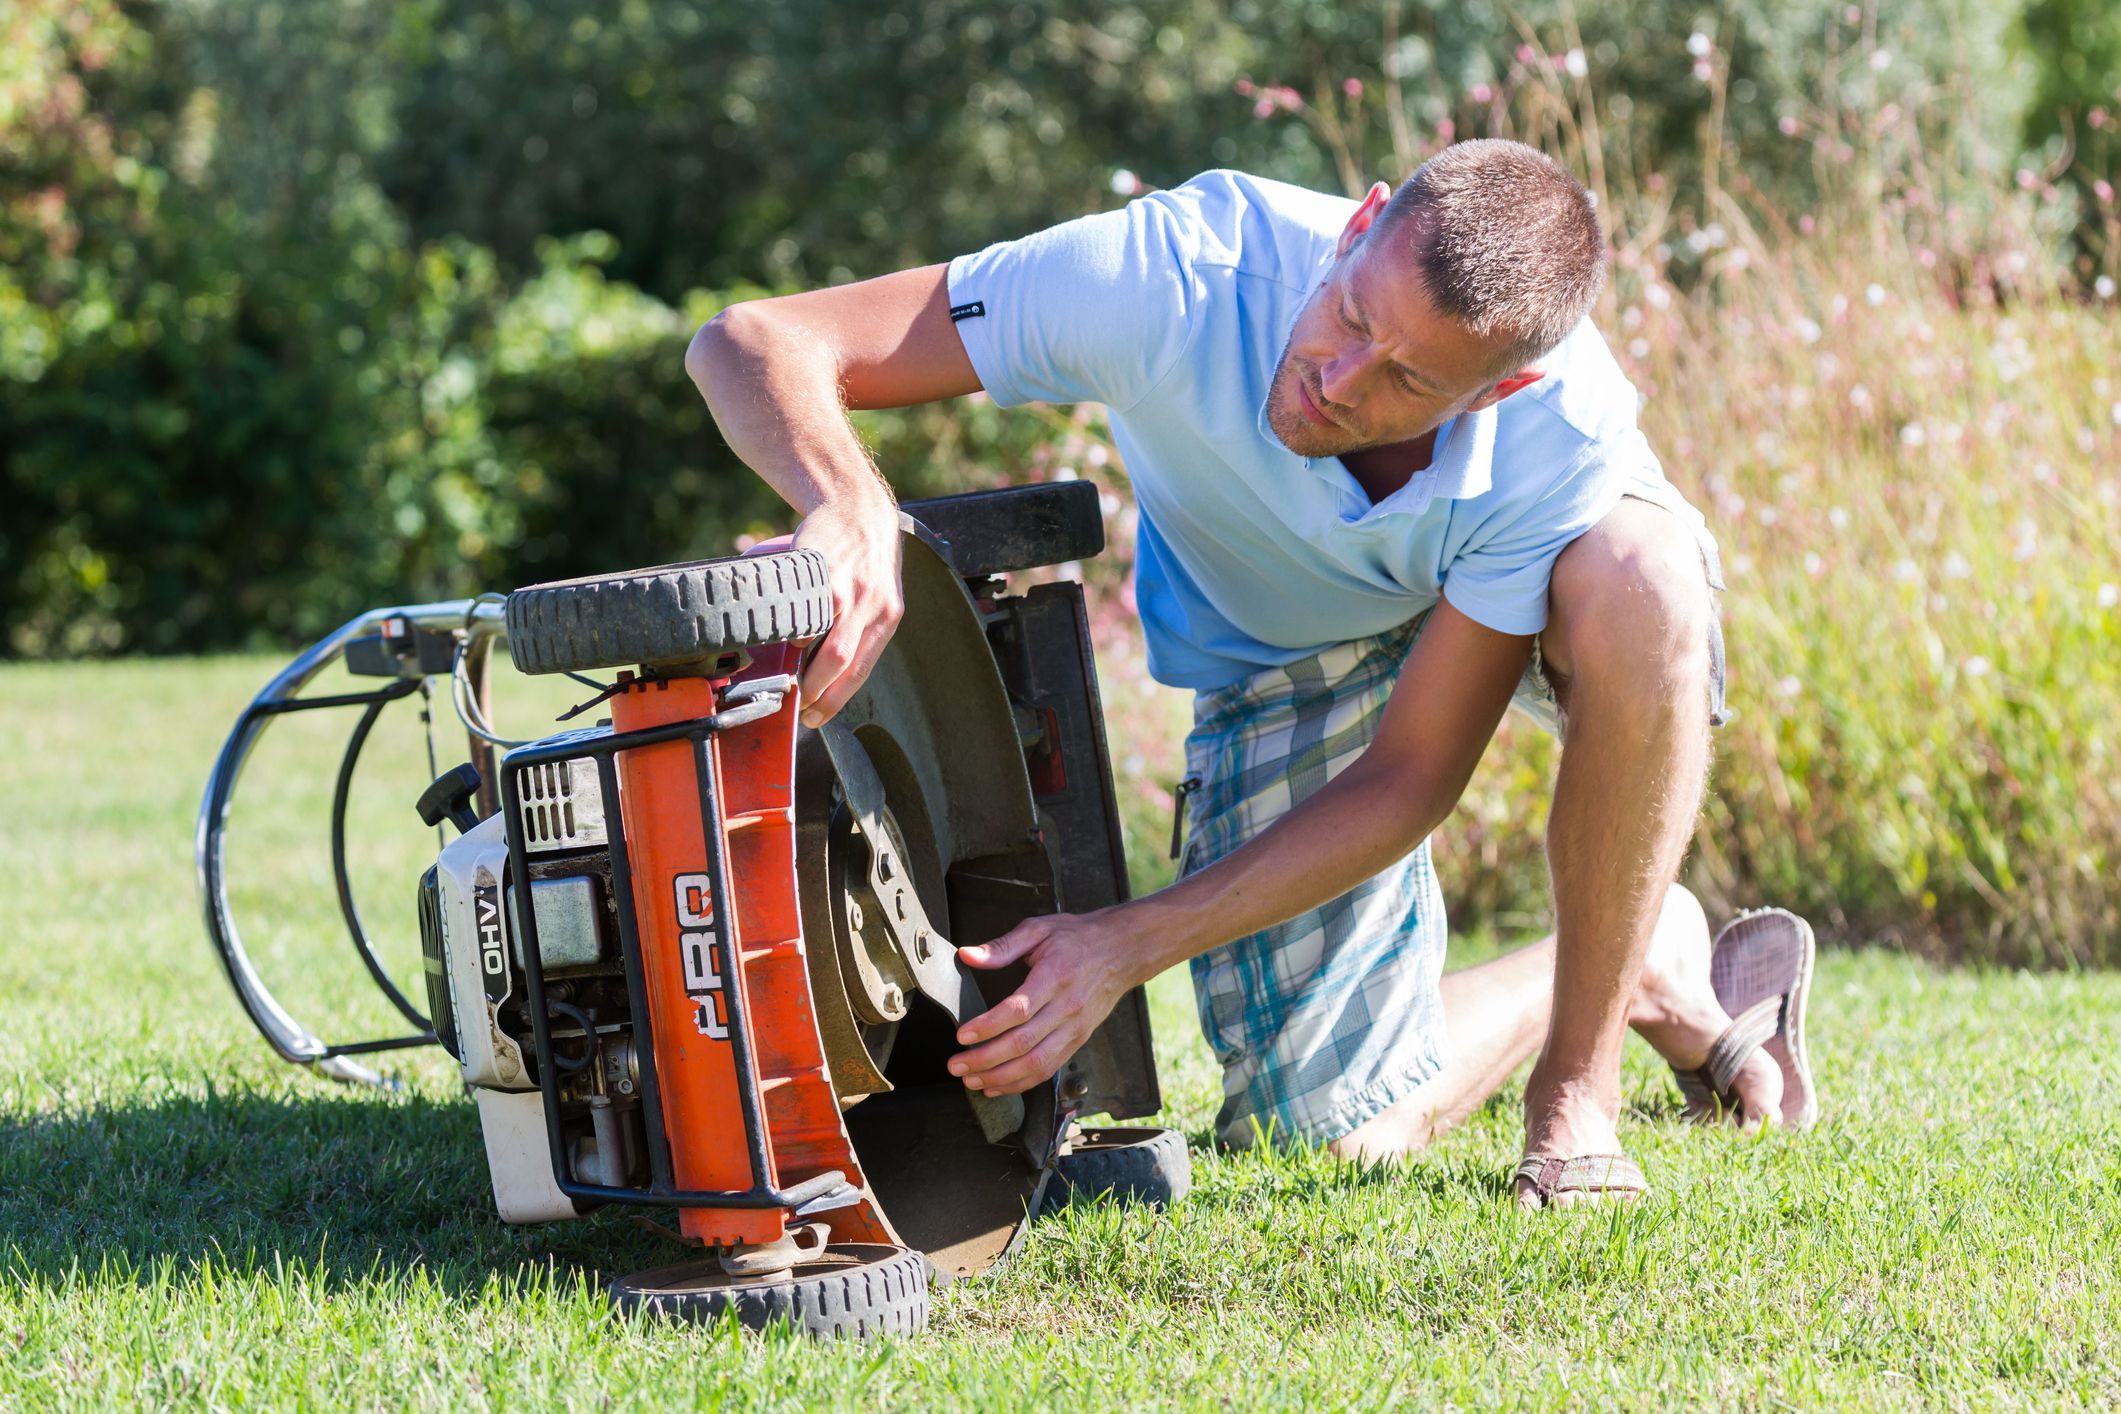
[1265,347,1356,460]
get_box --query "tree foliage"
[0,0,2105,654]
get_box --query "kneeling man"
[689,139,1819,1207]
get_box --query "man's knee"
[1542,501,1713,709]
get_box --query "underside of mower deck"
[196,482,1184,1338]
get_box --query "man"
[687,139,1818,1208]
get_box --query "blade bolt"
[846,899,865,933]
[878,852,896,882]
[881,983,905,1016]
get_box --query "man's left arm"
[948,598,1531,1096]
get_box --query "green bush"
[2019,0,2121,285]
[5,0,2104,656]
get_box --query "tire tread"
[1045,1126,1192,1213]
[612,1243,928,1341]
[505,549,833,675]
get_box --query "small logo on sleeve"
[948,300,986,322]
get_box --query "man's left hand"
[947,909,1139,1096]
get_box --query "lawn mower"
[196,482,1190,1338]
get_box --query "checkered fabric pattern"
[1179,619,1453,1149]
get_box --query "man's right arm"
[684,263,979,726]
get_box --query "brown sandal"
[1511,1153,1648,1208]
[1672,907,1819,1129]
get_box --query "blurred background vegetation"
[4,0,2118,964]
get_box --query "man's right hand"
[685,262,981,724]
[792,493,905,728]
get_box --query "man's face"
[1265,212,1533,460]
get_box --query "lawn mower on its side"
[197,482,1191,1339]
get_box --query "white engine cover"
[474,1089,583,1223]
[431,813,535,1091]
[431,814,588,1224]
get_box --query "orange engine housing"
[608,645,891,1249]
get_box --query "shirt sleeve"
[946,193,1199,412]
[1439,440,1637,637]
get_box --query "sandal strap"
[1704,995,1784,1097]
[1511,1153,1648,1203]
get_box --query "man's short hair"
[1377,139,1607,376]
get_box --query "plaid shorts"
[1180,488,1727,1149]
[1180,624,1449,1148]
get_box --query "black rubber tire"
[609,1243,928,1340]
[504,549,833,676]
[1044,1126,1192,1213]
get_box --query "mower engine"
[414,751,636,1224]
[197,483,1184,1338]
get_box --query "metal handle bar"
[195,598,506,1084]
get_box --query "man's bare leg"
[1515,500,1725,1203]
[1331,935,1554,1161]
[1331,884,1781,1163]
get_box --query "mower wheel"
[1044,1126,1192,1214]
[609,1242,928,1340]
[505,549,832,675]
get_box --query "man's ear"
[1334,182,1392,260]
[1465,368,1545,412]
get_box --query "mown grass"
[2,655,2118,1410]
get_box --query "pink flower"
[1254,97,1275,119]
[1235,77,1256,97]
[1342,77,1363,99]
[1799,213,1816,235]
[2096,179,2116,205]
[1693,57,1714,82]
[1470,82,1493,104]
[1778,114,1800,136]
[1437,118,1455,142]
[2015,168,2037,190]
[2089,108,2108,129]
[1274,86,1305,111]
[1515,43,1536,64]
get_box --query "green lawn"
[3,656,2117,1410]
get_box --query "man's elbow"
[685,305,758,392]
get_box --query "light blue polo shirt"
[946,168,1679,690]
